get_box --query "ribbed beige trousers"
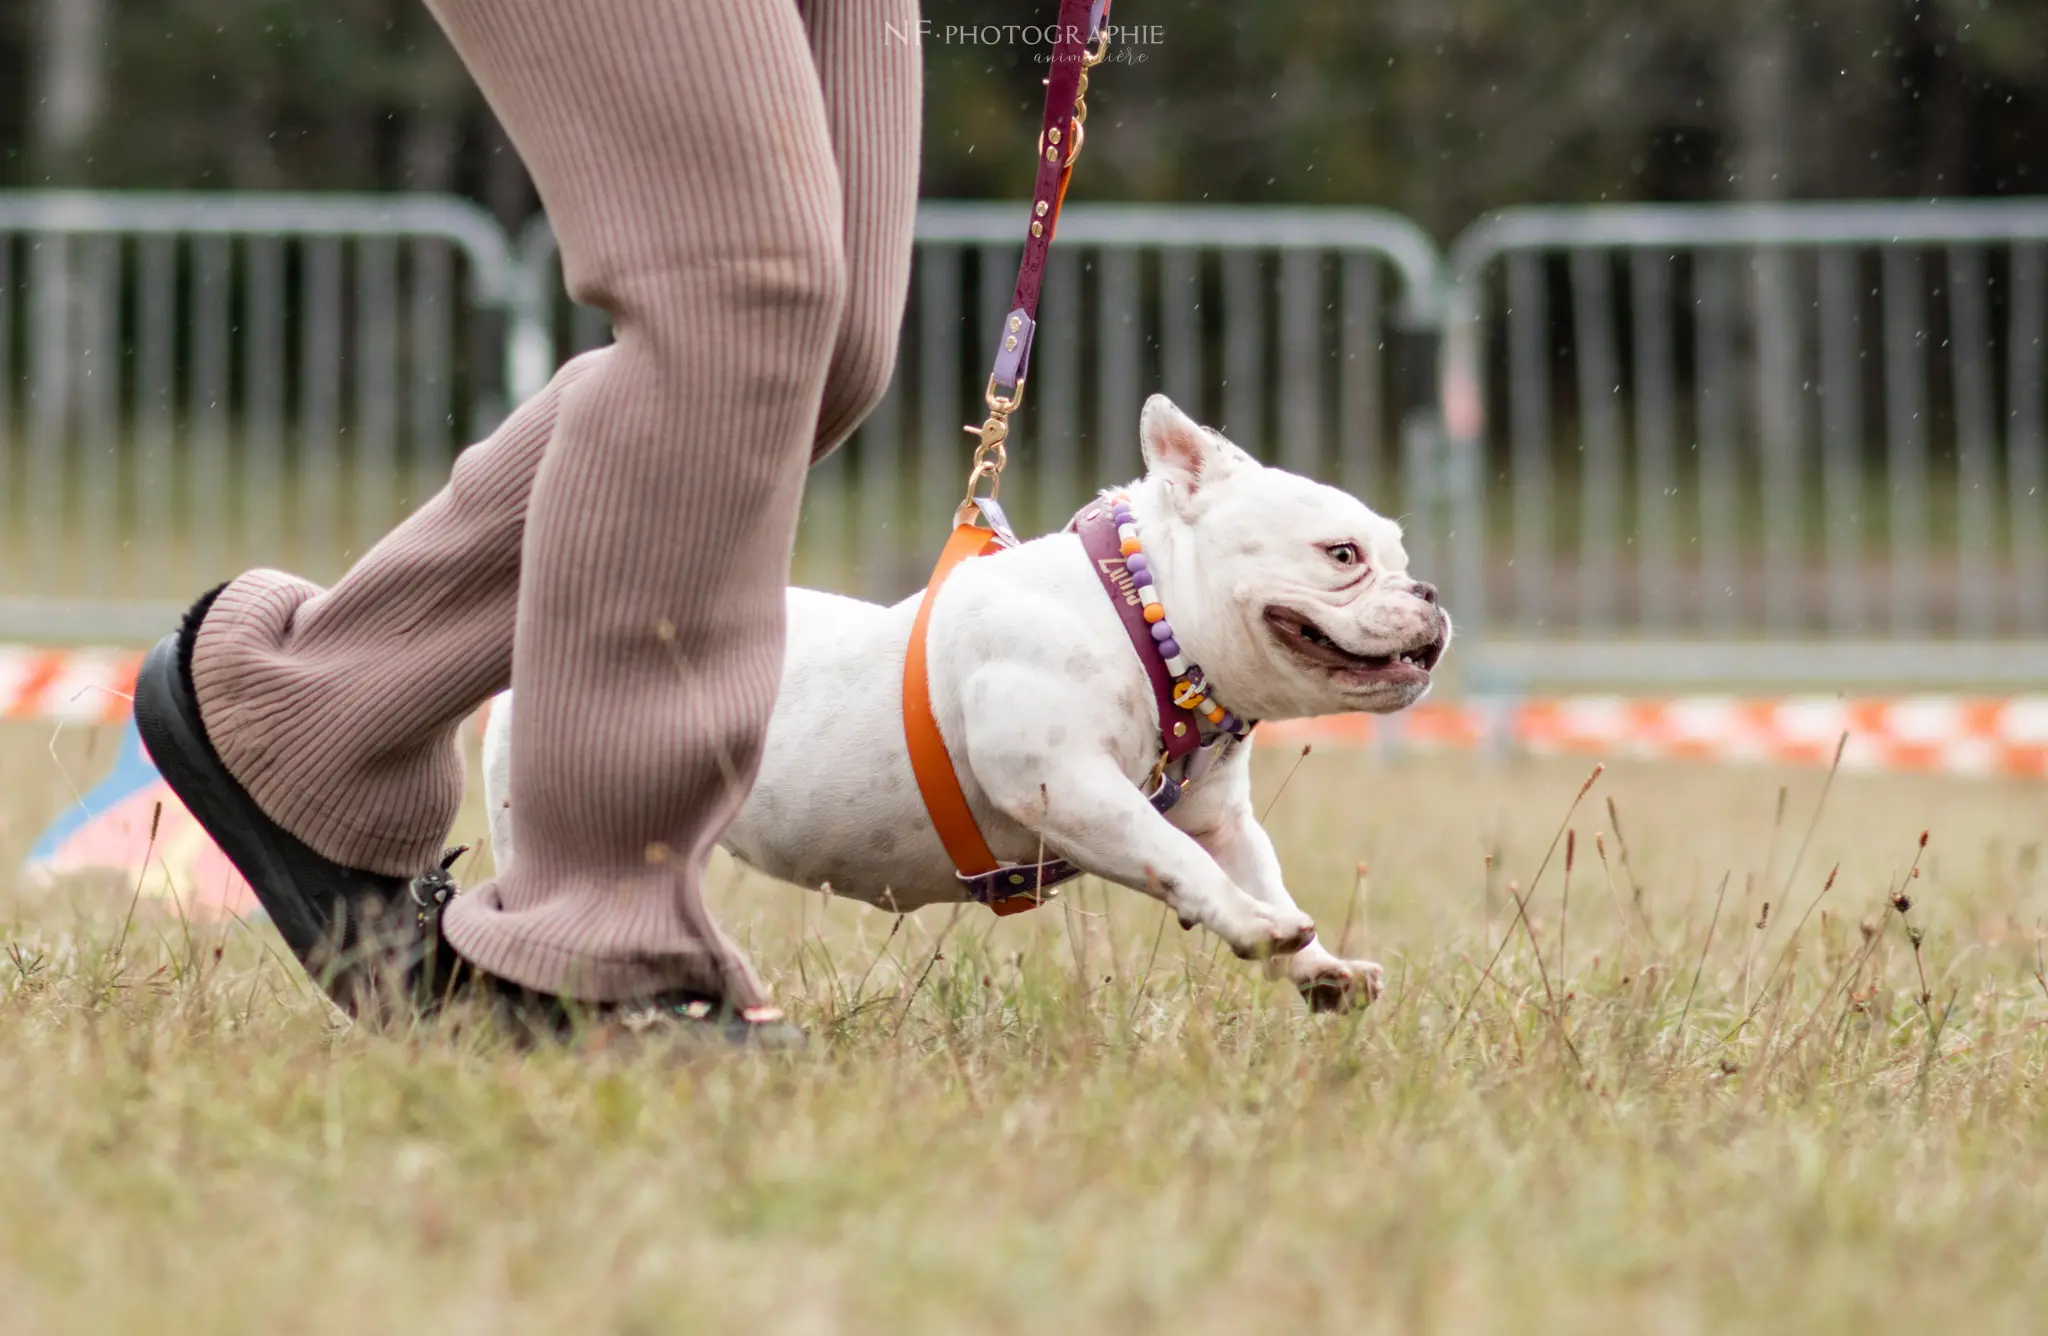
[188,0,920,1006]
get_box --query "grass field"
[4,718,2048,1333]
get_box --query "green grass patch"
[5,722,2048,1331]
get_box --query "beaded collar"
[1106,491,1255,744]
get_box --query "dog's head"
[1128,395,1450,721]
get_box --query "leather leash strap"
[990,0,1111,396]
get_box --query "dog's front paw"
[1213,901,1317,961]
[1292,954,1385,1013]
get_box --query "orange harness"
[901,515,1045,914]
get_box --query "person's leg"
[439,0,924,1005]
[803,0,922,463]
[189,0,921,888]
[188,349,604,877]
[183,0,922,1007]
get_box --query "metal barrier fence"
[518,203,1445,600]
[1442,201,2048,688]
[0,192,520,639]
[3,191,2048,691]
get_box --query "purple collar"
[1071,501,1211,762]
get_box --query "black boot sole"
[132,589,410,983]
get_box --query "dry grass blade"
[849,914,906,1006]
[1259,744,1313,822]
[1125,899,1173,1029]
[1558,829,1574,992]
[1675,871,1732,1055]
[1595,832,1641,961]
[1726,863,1842,1041]
[892,902,966,1040]
[1337,861,1369,959]
[1777,731,1850,901]
[111,801,165,968]
[1441,764,1603,1055]
[1503,877,1582,1064]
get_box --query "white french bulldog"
[483,395,1449,1011]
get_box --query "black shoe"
[135,586,803,1048]
[134,585,454,1015]
[366,859,806,1048]
[393,856,806,1048]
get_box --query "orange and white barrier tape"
[0,646,142,724]
[5,645,2045,780]
[1258,695,2048,779]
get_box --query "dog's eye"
[1324,542,1363,568]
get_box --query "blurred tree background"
[3,0,2047,234]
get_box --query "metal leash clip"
[959,375,1025,516]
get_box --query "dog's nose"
[1410,581,1438,605]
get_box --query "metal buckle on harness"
[1146,748,1172,792]
[982,871,1063,914]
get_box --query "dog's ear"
[1140,395,1247,511]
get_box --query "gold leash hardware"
[1074,26,1112,127]
[1083,26,1113,70]
[958,375,1025,521]
[1038,119,1086,169]
[1035,27,1113,167]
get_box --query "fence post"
[1439,276,1487,685]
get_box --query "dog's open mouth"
[1263,607,1446,685]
